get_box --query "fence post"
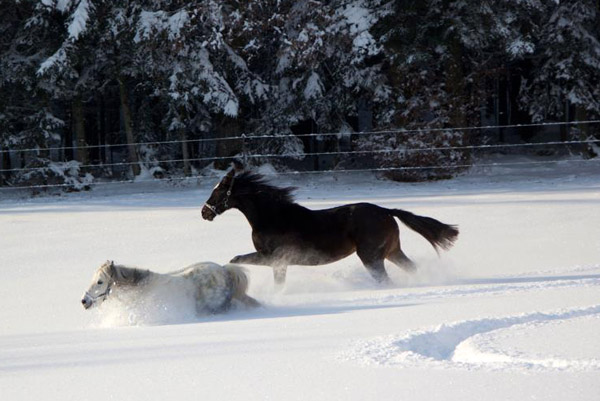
[0,148,4,186]
[241,133,248,166]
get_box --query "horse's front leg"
[230,252,273,265]
[272,265,287,290]
[230,252,288,290]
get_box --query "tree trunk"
[0,147,7,186]
[446,38,466,129]
[214,115,242,169]
[38,96,52,161]
[98,93,106,165]
[179,111,191,176]
[559,99,569,142]
[118,76,140,176]
[576,106,596,159]
[445,37,471,168]
[72,95,89,165]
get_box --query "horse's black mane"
[235,172,297,204]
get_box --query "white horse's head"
[81,261,115,309]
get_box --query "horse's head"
[81,260,115,309]
[202,162,243,221]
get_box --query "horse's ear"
[225,168,236,180]
[108,261,116,276]
[223,160,242,181]
[232,160,244,173]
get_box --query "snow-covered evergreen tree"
[1,0,598,188]
[520,0,600,122]
[228,0,391,168]
[0,1,83,188]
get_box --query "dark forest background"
[1,0,599,190]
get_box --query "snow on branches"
[1,0,599,189]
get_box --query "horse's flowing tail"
[224,264,261,308]
[390,209,459,253]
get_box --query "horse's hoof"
[273,281,286,293]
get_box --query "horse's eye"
[97,280,103,285]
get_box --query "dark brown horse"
[201,165,459,287]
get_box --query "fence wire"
[0,157,598,191]
[1,120,599,191]
[4,119,600,155]
[1,138,598,175]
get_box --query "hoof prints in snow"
[343,305,600,372]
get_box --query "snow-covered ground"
[1,156,599,400]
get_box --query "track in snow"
[342,303,600,372]
[334,266,600,372]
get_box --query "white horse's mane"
[98,260,152,286]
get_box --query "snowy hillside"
[1,158,599,400]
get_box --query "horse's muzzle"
[201,205,216,221]
[81,296,92,310]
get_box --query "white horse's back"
[169,262,260,313]
[169,261,222,276]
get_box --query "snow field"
[1,162,599,400]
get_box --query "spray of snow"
[89,279,200,328]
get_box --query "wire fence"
[1,120,599,192]
[0,158,598,191]
[1,138,599,174]
[5,119,600,154]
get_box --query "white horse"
[81,260,260,315]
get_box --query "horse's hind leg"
[238,294,261,308]
[357,249,390,284]
[363,259,390,284]
[356,234,391,283]
[387,246,417,272]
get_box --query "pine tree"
[0,1,81,188]
[520,1,600,122]
[2,0,597,189]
